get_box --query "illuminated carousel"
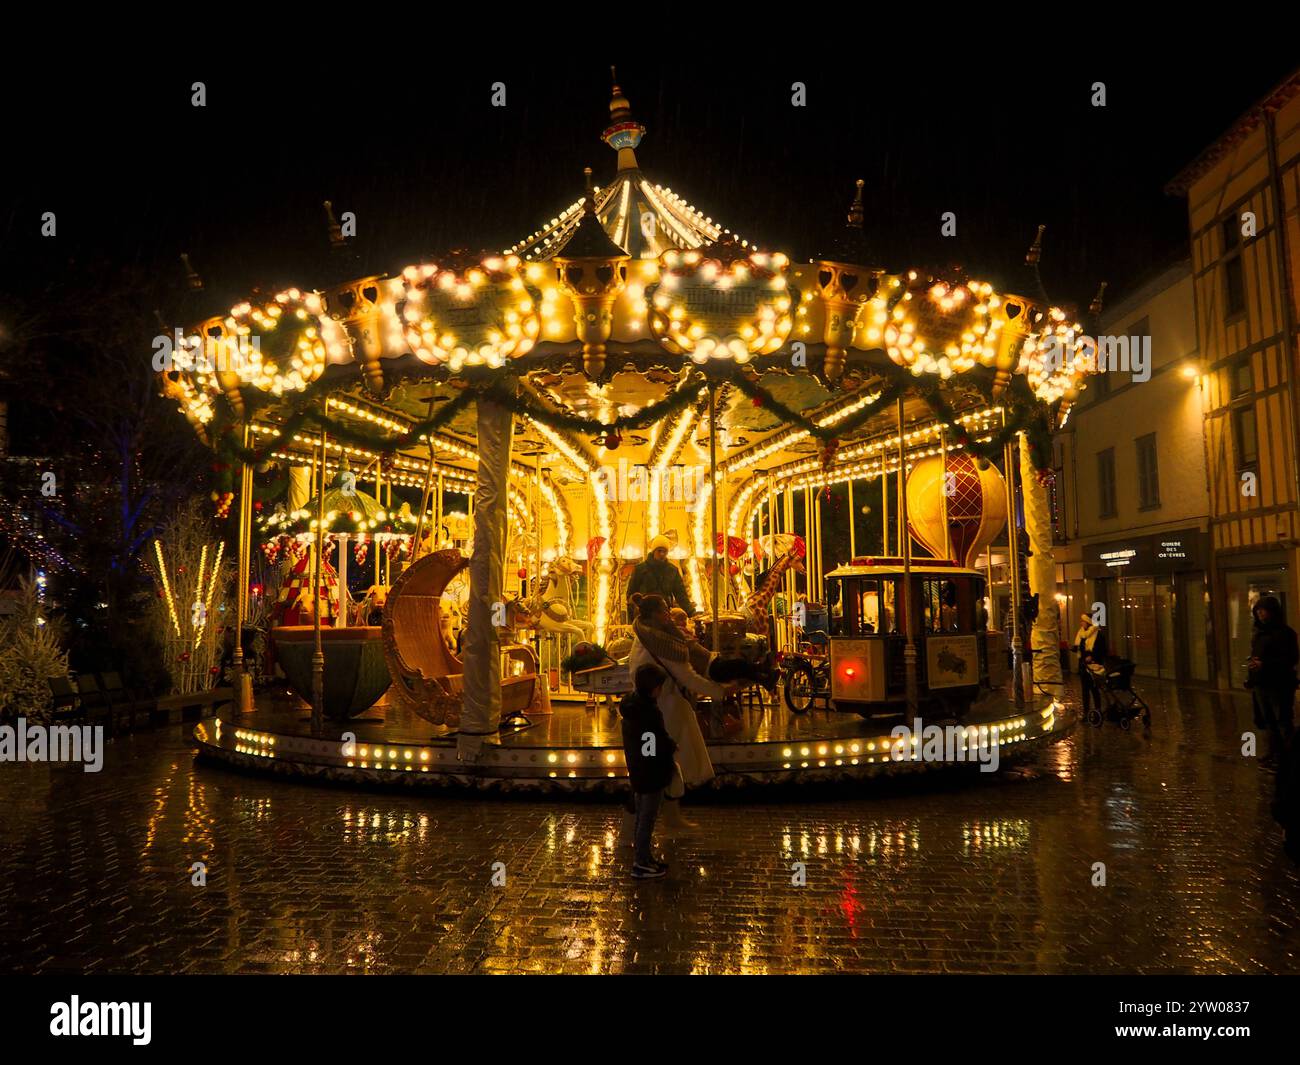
[173,75,1089,792]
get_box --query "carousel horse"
[504,561,592,637]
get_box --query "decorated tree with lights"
[145,499,234,694]
[0,259,210,633]
[0,574,69,724]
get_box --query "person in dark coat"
[1249,596,1300,863]
[619,664,678,879]
[625,535,695,621]
[1248,595,1297,765]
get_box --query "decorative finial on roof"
[323,200,345,249]
[814,179,876,269]
[847,178,865,229]
[1025,224,1046,267]
[1089,281,1108,318]
[609,66,630,121]
[554,167,627,261]
[180,252,203,291]
[602,68,645,172]
[1013,224,1050,304]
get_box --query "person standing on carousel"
[626,535,695,622]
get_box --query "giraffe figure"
[743,547,806,635]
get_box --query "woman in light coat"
[1072,613,1108,713]
[627,594,735,827]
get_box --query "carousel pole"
[802,487,810,605]
[708,383,721,653]
[940,427,953,561]
[1003,423,1025,709]
[848,477,856,559]
[881,456,890,556]
[373,464,381,586]
[436,469,444,549]
[381,478,389,586]
[783,483,794,647]
[311,411,327,735]
[813,487,822,598]
[898,397,918,717]
[232,423,253,713]
[412,397,438,563]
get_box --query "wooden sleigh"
[381,548,539,728]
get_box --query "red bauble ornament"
[179,651,191,662]
[517,567,528,580]
[253,501,263,513]
[209,666,221,675]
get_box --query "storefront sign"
[1083,528,1205,578]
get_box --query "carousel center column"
[459,393,513,762]
[1020,431,1063,698]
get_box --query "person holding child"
[628,593,735,827]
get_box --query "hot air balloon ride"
[810,455,1011,720]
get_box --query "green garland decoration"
[205,356,1061,496]
[721,368,910,443]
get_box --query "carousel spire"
[322,199,361,283]
[180,252,203,292]
[815,178,876,268]
[1019,223,1050,304]
[171,252,206,327]
[812,179,881,382]
[602,66,645,173]
[553,165,630,378]
[1089,280,1108,318]
[847,177,865,228]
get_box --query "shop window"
[1136,433,1160,510]
[1230,358,1259,472]
[1222,217,1246,318]
[1233,405,1259,469]
[1097,447,1117,518]
[1231,359,1253,398]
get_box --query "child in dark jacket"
[620,664,678,879]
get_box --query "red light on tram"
[843,667,856,679]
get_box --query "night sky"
[4,52,1298,320]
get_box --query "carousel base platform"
[193,685,1074,795]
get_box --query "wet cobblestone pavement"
[2,682,1298,974]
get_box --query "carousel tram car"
[823,557,1008,721]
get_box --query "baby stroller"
[1084,655,1151,730]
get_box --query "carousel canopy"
[158,72,1099,576]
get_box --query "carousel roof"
[158,71,1100,571]
[507,71,728,262]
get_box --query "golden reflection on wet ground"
[1,682,1296,973]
